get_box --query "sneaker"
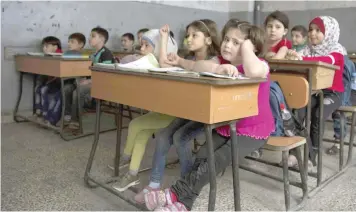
[145,188,175,211]
[134,186,160,204]
[155,202,188,212]
[112,172,139,192]
[107,157,131,171]
[279,155,298,167]
[326,143,340,155]
[64,115,71,122]
[68,121,80,130]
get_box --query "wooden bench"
[241,73,309,211]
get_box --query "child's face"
[308,23,324,45]
[291,31,306,46]
[121,36,134,50]
[185,26,208,52]
[89,31,103,48]
[140,39,154,56]
[42,43,58,54]
[221,28,246,63]
[265,19,287,42]
[68,38,83,51]
[137,32,143,44]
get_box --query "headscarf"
[141,29,178,58]
[300,16,347,56]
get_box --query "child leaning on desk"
[66,27,115,129]
[142,21,274,211]
[263,10,292,60]
[285,16,346,166]
[131,19,222,203]
[34,36,63,121]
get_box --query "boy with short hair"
[121,33,135,52]
[68,27,115,129]
[65,32,86,55]
[291,25,308,53]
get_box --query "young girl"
[133,19,221,203]
[264,10,292,59]
[286,16,346,166]
[143,21,274,211]
[110,28,178,191]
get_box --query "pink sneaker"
[155,202,188,211]
[144,188,175,211]
[134,186,160,204]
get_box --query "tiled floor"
[1,118,356,211]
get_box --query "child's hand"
[241,39,254,52]
[285,50,302,60]
[160,24,170,38]
[265,52,276,59]
[165,53,181,66]
[216,64,240,77]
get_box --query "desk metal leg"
[317,91,324,186]
[59,78,67,140]
[33,74,37,114]
[13,72,26,122]
[205,124,217,211]
[114,104,123,177]
[339,112,345,171]
[229,121,241,211]
[84,99,102,188]
[76,78,84,134]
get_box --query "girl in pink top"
[143,20,275,211]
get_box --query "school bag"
[269,81,316,164]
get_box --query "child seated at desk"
[143,21,274,211]
[127,19,221,202]
[135,28,150,51]
[62,32,86,123]
[286,16,346,166]
[67,27,115,129]
[264,10,292,59]
[34,36,62,120]
[109,27,178,191]
[121,33,135,52]
[291,25,308,53]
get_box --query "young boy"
[68,27,115,129]
[62,33,86,123]
[34,36,62,119]
[291,25,308,53]
[121,33,135,52]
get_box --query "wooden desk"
[15,55,92,77]
[13,55,114,141]
[268,59,339,90]
[84,66,266,211]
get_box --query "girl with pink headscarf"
[286,16,346,167]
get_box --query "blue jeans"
[150,118,204,184]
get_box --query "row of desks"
[13,54,353,211]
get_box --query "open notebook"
[27,52,63,56]
[148,67,200,77]
[115,53,159,72]
[199,72,250,80]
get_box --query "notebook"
[27,52,45,56]
[199,72,250,80]
[148,67,200,77]
[94,63,117,69]
[116,53,159,72]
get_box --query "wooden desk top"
[267,59,339,70]
[15,54,91,61]
[90,66,266,86]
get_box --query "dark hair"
[264,10,289,29]
[169,31,174,38]
[122,33,134,41]
[222,20,265,56]
[69,32,86,47]
[291,25,308,37]
[186,19,221,57]
[91,27,109,43]
[137,28,149,34]
[42,36,62,50]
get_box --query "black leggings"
[170,131,267,210]
[298,91,341,159]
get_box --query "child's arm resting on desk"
[266,40,292,60]
[241,40,268,78]
[301,52,343,65]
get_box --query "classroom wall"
[1,1,234,115]
[259,1,356,52]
